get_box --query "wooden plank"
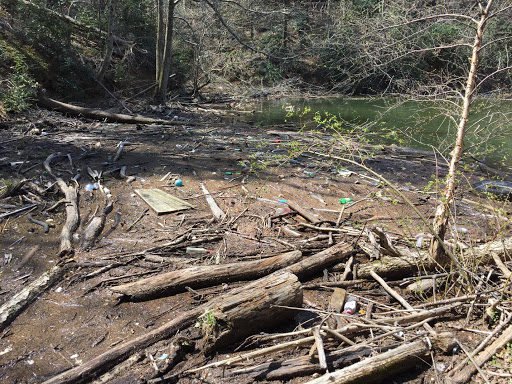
[134,189,194,215]
[328,288,346,313]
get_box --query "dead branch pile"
[1,115,511,384]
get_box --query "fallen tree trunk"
[110,250,302,300]
[44,154,80,256]
[304,340,430,384]
[38,93,190,126]
[356,237,512,279]
[284,242,355,279]
[42,271,302,384]
[0,263,72,331]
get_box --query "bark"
[0,263,71,330]
[203,270,303,350]
[42,271,302,384]
[304,340,430,384]
[38,93,187,125]
[430,1,493,264]
[284,242,355,279]
[110,250,302,300]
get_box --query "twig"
[369,270,436,337]
[125,208,149,232]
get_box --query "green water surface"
[251,97,512,169]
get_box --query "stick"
[0,204,38,220]
[287,200,321,224]
[43,154,80,256]
[369,270,436,337]
[448,324,512,384]
[200,183,225,221]
[313,327,328,371]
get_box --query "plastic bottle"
[186,247,208,255]
[339,197,353,205]
[342,296,358,315]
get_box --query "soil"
[0,103,511,384]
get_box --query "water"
[251,97,512,169]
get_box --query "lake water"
[251,97,512,170]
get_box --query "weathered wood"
[284,242,355,279]
[43,154,80,256]
[356,237,512,279]
[304,340,430,384]
[233,344,373,381]
[287,200,322,224]
[135,189,194,215]
[42,271,302,384]
[38,94,188,126]
[202,270,303,350]
[448,323,512,384]
[110,250,303,300]
[200,183,226,221]
[0,263,71,331]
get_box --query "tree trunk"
[430,1,493,264]
[96,0,114,82]
[285,242,355,279]
[110,250,303,300]
[155,0,176,102]
[42,271,302,384]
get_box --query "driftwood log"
[110,250,302,300]
[0,263,71,331]
[38,93,190,126]
[284,242,355,279]
[305,340,431,384]
[43,154,80,256]
[42,271,302,384]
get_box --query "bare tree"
[155,0,181,102]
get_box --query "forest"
[0,1,512,384]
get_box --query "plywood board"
[135,188,194,215]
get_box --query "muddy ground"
[0,104,511,384]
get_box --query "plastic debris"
[275,206,292,216]
[175,179,184,187]
[339,197,353,205]
[453,226,468,234]
[342,295,358,315]
[85,183,99,192]
[415,234,424,248]
[278,198,288,204]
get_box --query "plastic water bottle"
[343,296,358,315]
